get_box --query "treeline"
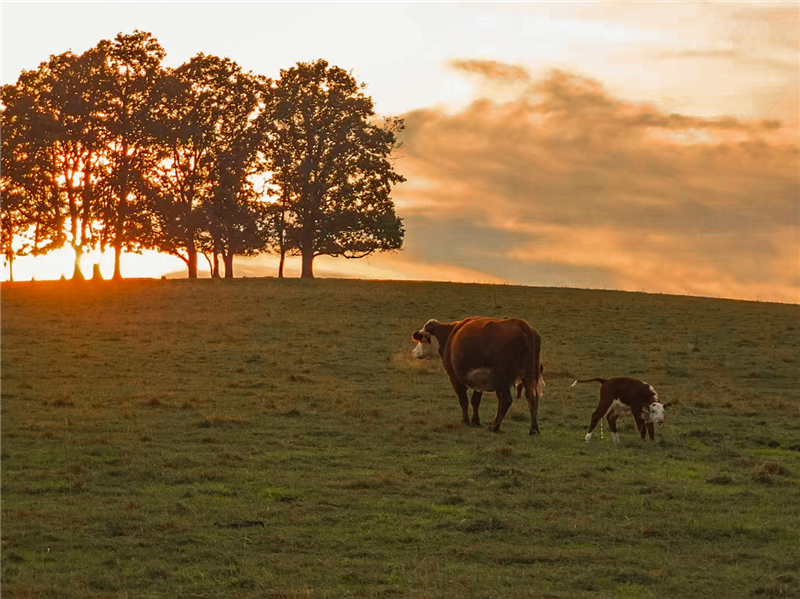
[0,31,405,280]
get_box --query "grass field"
[2,278,799,598]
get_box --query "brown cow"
[572,377,671,443]
[412,317,544,434]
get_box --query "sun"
[2,248,189,282]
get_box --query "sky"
[2,1,798,304]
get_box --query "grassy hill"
[2,278,798,598]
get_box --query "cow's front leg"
[470,391,483,427]
[490,386,513,433]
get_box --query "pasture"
[1,278,799,598]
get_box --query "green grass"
[2,278,799,598]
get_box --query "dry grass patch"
[750,460,792,484]
[197,413,250,428]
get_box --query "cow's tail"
[517,329,543,400]
[529,330,543,396]
[533,333,543,394]
[571,378,607,387]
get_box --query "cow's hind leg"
[490,386,514,433]
[524,382,540,435]
[470,391,483,427]
[451,381,471,426]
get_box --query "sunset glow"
[2,2,798,303]
[2,247,187,282]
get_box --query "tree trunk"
[212,252,220,278]
[187,247,198,279]
[115,144,129,282]
[300,224,314,278]
[112,243,123,280]
[223,252,234,278]
[277,203,287,278]
[91,264,104,281]
[7,254,13,282]
[72,244,85,281]
[113,162,128,282]
[301,249,314,278]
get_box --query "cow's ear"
[540,364,544,374]
[412,331,423,342]
[662,402,672,409]
[423,318,440,330]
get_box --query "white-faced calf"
[572,377,671,443]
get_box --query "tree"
[1,82,39,281]
[0,160,28,281]
[91,31,166,280]
[198,61,271,278]
[0,128,40,281]
[45,50,110,280]
[204,157,272,278]
[147,54,270,278]
[1,37,166,282]
[264,59,405,278]
[0,52,107,281]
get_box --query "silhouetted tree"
[197,60,271,278]
[147,54,271,278]
[91,31,166,280]
[264,59,405,278]
[4,42,407,282]
[0,51,108,280]
[0,163,28,281]
[52,50,111,279]
[1,82,39,281]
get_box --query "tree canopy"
[265,59,405,278]
[1,35,405,280]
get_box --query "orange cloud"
[394,67,800,304]
[448,59,530,82]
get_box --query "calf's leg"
[632,413,648,440]
[586,394,614,442]
[607,412,621,443]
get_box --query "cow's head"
[412,319,441,359]
[645,401,672,427]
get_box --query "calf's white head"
[645,401,671,427]
[412,320,441,360]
